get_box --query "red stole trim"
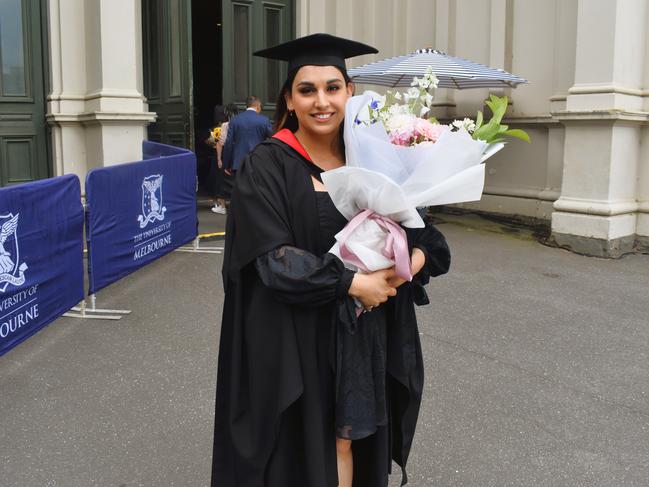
[272,129,312,162]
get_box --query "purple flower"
[370,99,380,110]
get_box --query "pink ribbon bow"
[337,209,412,283]
[337,210,412,317]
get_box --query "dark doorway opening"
[191,0,222,195]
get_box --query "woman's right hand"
[348,269,397,310]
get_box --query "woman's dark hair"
[224,103,239,122]
[213,105,228,126]
[273,66,352,159]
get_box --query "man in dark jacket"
[221,95,273,174]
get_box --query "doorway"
[191,0,222,193]
[142,0,294,193]
[0,0,50,186]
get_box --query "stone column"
[637,125,649,251]
[551,0,648,257]
[637,9,649,251]
[83,0,155,167]
[47,0,89,178]
[47,0,155,185]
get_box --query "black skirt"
[314,192,388,441]
[210,159,235,199]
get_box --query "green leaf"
[502,129,531,143]
[385,91,399,106]
[475,110,484,129]
[471,94,532,145]
[473,121,502,143]
[411,98,425,117]
[485,95,508,125]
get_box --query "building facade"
[1,0,647,256]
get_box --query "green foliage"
[501,129,531,143]
[472,95,531,145]
[475,110,484,130]
[409,96,425,118]
[385,91,400,107]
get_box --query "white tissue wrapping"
[321,91,501,273]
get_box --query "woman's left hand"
[387,248,426,288]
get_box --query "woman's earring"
[289,110,295,118]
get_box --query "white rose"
[385,113,417,132]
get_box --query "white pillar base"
[551,210,637,257]
[636,212,649,252]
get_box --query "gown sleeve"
[406,223,451,305]
[255,245,355,307]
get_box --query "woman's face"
[285,65,354,138]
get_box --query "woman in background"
[211,103,239,214]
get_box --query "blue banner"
[0,175,84,356]
[86,141,197,294]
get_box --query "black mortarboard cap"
[253,33,378,73]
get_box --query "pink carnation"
[389,128,413,146]
[413,119,448,143]
[388,118,448,147]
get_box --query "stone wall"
[46,0,155,189]
[297,0,649,256]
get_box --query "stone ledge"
[550,232,636,258]
[552,109,649,123]
[635,236,649,254]
[46,112,157,124]
[553,198,639,217]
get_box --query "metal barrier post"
[175,232,224,254]
[62,200,131,321]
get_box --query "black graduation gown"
[211,135,451,487]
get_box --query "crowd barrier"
[85,141,198,295]
[0,175,84,356]
[0,142,199,354]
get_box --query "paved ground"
[1,205,648,487]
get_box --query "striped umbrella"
[348,48,527,89]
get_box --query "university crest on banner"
[0,213,28,292]
[137,174,167,228]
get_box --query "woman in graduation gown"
[211,33,451,487]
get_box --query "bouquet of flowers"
[321,67,530,285]
[207,126,222,146]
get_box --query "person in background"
[220,95,273,176]
[211,103,239,214]
[197,126,218,197]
